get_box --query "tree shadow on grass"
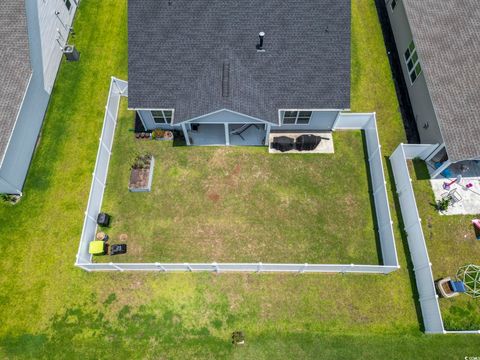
[411,159,431,181]
[0,293,229,359]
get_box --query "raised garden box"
[128,155,155,192]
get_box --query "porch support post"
[332,111,341,130]
[425,143,445,162]
[181,123,191,145]
[264,124,271,145]
[224,123,230,146]
[431,160,452,179]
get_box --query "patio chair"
[441,189,462,205]
[230,124,259,141]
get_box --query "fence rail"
[76,262,399,273]
[75,89,398,274]
[390,143,480,335]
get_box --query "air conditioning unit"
[63,45,80,61]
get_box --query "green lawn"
[99,121,379,264]
[410,160,480,331]
[1,0,479,358]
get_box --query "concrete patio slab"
[427,160,480,215]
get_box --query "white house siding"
[0,77,50,194]
[139,109,339,132]
[385,0,443,145]
[138,109,266,131]
[37,0,78,93]
[0,1,78,194]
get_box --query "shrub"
[436,197,451,211]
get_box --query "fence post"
[413,262,432,272]
[372,181,387,196]
[299,263,308,274]
[404,219,421,233]
[100,141,112,155]
[155,262,166,272]
[93,173,106,188]
[368,145,381,163]
[396,178,412,195]
[110,262,124,271]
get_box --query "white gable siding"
[36,0,78,93]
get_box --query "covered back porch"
[179,109,272,146]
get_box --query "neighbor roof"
[128,0,351,124]
[0,3,32,163]
[403,0,480,162]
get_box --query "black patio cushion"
[295,134,321,151]
[271,136,295,152]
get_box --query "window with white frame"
[151,110,173,124]
[404,40,422,84]
[390,0,397,11]
[282,111,312,125]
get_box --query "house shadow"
[411,158,431,181]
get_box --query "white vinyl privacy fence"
[390,144,480,334]
[76,77,128,264]
[76,87,398,274]
[334,113,398,268]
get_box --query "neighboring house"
[385,0,480,177]
[0,1,78,195]
[128,0,350,146]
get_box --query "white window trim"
[151,109,175,124]
[404,41,422,85]
[281,110,312,125]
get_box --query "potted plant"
[163,130,174,140]
[152,129,165,140]
[231,331,245,345]
[436,197,451,212]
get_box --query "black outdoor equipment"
[271,136,295,152]
[110,244,127,256]
[97,212,111,227]
[295,134,322,151]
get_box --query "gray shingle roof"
[128,0,350,124]
[403,0,480,162]
[0,2,32,163]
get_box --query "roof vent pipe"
[256,32,265,51]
